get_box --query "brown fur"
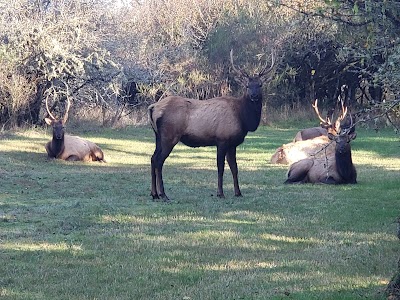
[149,92,262,201]
[149,51,275,201]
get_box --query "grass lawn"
[0,125,399,300]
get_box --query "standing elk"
[284,99,357,184]
[44,98,106,162]
[148,50,275,201]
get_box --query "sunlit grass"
[1,242,83,252]
[0,125,398,299]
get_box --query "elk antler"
[334,98,349,133]
[338,98,348,122]
[230,49,249,78]
[45,83,72,123]
[312,99,331,127]
[62,97,71,124]
[45,93,57,121]
[258,50,276,77]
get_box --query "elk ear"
[44,118,53,125]
[348,132,357,141]
[327,132,335,141]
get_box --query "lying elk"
[44,98,105,162]
[284,99,357,184]
[293,127,327,142]
[148,50,275,201]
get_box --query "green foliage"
[0,126,399,299]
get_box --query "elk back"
[293,127,327,142]
[270,136,334,165]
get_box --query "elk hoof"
[217,193,225,199]
[235,192,242,197]
[157,193,171,203]
[151,193,160,200]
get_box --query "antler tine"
[334,98,349,134]
[61,80,71,124]
[312,99,331,126]
[259,50,276,77]
[62,96,71,124]
[45,93,57,120]
[338,99,348,122]
[230,49,248,78]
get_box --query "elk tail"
[148,104,158,133]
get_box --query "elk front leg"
[216,146,227,198]
[226,147,242,197]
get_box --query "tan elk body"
[284,100,357,184]
[44,98,105,162]
[148,50,275,201]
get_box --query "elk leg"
[66,155,80,161]
[151,133,165,200]
[151,149,160,200]
[155,163,170,202]
[216,146,227,198]
[154,139,176,202]
[226,147,242,197]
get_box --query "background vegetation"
[0,0,399,129]
[0,126,399,299]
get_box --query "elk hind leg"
[284,159,313,184]
[93,149,106,162]
[151,135,175,201]
[66,155,81,161]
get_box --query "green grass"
[0,125,399,300]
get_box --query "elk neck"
[239,94,263,132]
[335,144,356,182]
[51,133,65,158]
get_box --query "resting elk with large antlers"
[284,99,357,184]
[44,97,105,162]
[148,50,275,201]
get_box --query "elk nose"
[250,92,260,101]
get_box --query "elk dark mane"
[148,50,275,201]
[240,94,263,131]
[333,132,357,183]
[47,121,65,158]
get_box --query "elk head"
[230,49,275,102]
[44,97,71,140]
[312,99,357,151]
